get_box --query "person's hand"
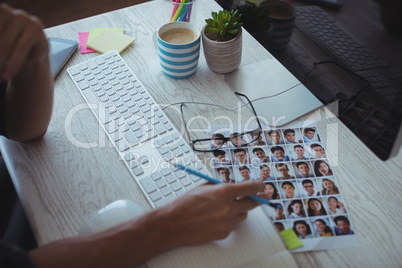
[338,201,346,211]
[159,181,264,247]
[0,4,49,80]
[319,169,326,176]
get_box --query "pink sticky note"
[79,32,97,54]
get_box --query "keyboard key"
[174,170,187,179]
[87,60,98,70]
[105,121,117,134]
[73,73,85,82]
[69,67,80,75]
[157,147,169,155]
[139,155,149,164]
[149,191,162,202]
[155,179,167,188]
[160,186,172,197]
[160,168,171,176]
[170,181,182,192]
[165,174,177,184]
[151,172,162,181]
[163,135,174,144]
[132,166,144,176]
[139,176,157,194]
[128,122,141,132]
[82,88,98,103]
[78,80,90,91]
[116,139,129,152]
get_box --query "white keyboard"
[68,50,207,207]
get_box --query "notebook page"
[147,207,295,268]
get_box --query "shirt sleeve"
[0,81,8,138]
[0,240,37,268]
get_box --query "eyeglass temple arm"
[234,92,263,130]
[179,103,193,144]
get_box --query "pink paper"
[79,32,97,54]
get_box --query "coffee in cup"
[160,28,197,44]
[153,22,201,79]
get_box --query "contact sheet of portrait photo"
[208,120,359,252]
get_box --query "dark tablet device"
[48,37,78,78]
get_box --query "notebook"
[146,207,299,268]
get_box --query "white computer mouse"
[78,199,145,236]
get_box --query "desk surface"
[1,0,402,267]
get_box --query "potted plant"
[237,3,273,38]
[202,9,243,74]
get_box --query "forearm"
[30,207,180,268]
[5,55,54,141]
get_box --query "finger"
[4,18,44,79]
[0,10,27,77]
[225,181,265,197]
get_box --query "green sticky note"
[87,28,124,46]
[87,29,135,54]
[279,228,303,250]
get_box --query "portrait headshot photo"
[248,130,266,146]
[212,149,232,166]
[251,147,270,164]
[319,178,340,195]
[215,167,236,184]
[312,218,334,237]
[275,163,295,180]
[266,130,285,145]
[259,182,281,200]
[236,166,258,183]
[313,159,333,177]
[259,164,276,181]
[274,222,285,232]
[300,179,320,197]
[286,199,306,219]
[232,148,250,165]
[302,127,320,143]
[305,197,328,217]
[210,132,228,150]
[292,220,313,239]
[294,161,314,178]
[290,144,311,161]
[229,132,248,148]
[270,146,290,162]
[283,129,303,144]
[333,215,355,236]
[325,195,347,215]
[310,143,327,159]
[281,181,299,199]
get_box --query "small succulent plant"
[205,9,243,41]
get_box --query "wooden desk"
[1,0,401,267]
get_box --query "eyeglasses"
[180,92,263,152]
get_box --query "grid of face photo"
[210,124,355,240]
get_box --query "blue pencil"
[173,163,281,209]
